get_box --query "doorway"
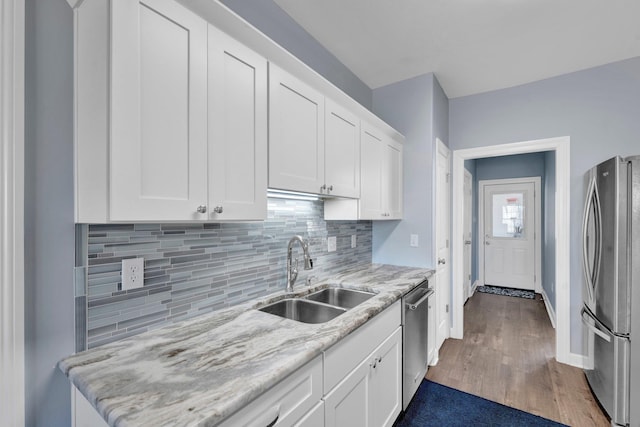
[479,178,541,292]
[451,137,573,366]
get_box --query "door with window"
[481,179,539,290]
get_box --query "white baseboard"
[540,287,557,329]
[470,280,479,297]
[563,352,588,369]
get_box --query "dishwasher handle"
[406,288,434,311]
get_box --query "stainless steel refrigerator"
[581,155,640,427]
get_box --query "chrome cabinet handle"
[213,206,223,214]
[196,205,207,214]
[438,258,446,265]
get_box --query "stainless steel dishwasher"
[402,280,433,410]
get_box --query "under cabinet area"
[73,0,267,223]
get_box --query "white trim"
[435,138,451,345]
[540,287,557,329]
[477,177,542,293]
[470,279,479,297]
[451,136,573,366]
[0,0,25,425]
[566,352,588,369]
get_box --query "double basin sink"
[259,287,375,324]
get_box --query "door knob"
[213,206,223,214]
[485,241,491,245]
[196,205,207,214]
[464,240,472,245]
[438,258,446,265]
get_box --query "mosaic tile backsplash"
[83,198,372,349]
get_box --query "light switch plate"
[122,258,144,291]
[351,235,356,248]
[328,236,337,252]
[410,234,419,247]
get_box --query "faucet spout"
[286,235,313,293]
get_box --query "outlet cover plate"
[410,234,419,247]
[351,235,356,248]
[122,258,144,291]
[328,236,337,252]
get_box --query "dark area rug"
[476,285,535,299]
[397,380,567,427]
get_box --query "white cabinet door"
[110,0,208,221]
[269,64,325,194]
[324,358,370,427]
[369,328,402,427]
[325,99,360,198]
[208,25,267,220]
[383,139,403,220]
[294,401,325,427]
[359,124,384,219]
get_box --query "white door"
[435,139,451,351]
[325,99,360,198]
[463,170,473,301]
[324,359,369,427]
[482,181,537,290]
[208,25,267,220]
[268,64,325,194]
[110,0,208,221]
[368,329,402,427]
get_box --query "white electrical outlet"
[410,234,419,247]
[327,236,337,252]
[351,235,356,248]
[122,258,144,291]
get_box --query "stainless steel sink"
[259,299,346,324]
[305,288,375,309]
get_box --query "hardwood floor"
[425,291,610,427]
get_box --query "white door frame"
[1,0,26,425]
[478,177,542,293]
[463,169,472,301]
[451,136,573,366]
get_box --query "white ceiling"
[273,0,640,98]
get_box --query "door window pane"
[492,193,525,238]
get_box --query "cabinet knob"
[196,205,207,214]
[213,206,224,214]
[320,184,326,192]
[327,185,333,192]
[438,258,446,265]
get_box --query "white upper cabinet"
[359,124,385,219]
[325,99,361,198]
[269,64,326,194]
[382,138,403,220]
[73,0,267,222]
[208,25,267,221]
[110,0,208,221]
[325,122,402,221]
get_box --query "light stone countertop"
[58,263,434,427]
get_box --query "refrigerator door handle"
[581,307,611,343]
[582,175,602,305]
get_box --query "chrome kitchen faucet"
[286,235,313,293]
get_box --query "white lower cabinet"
[219,356,323,427]
[294,401,325,427]
[324,328,402,427]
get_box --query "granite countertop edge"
[59,263,434,427]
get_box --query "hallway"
[426,292,609,426]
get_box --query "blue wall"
[370,74,449,268]
[220,0,372,110]
[449,57,640,354]
[24,0,75,425]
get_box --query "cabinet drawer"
[323,301,401,393]
[219,356,322,427]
